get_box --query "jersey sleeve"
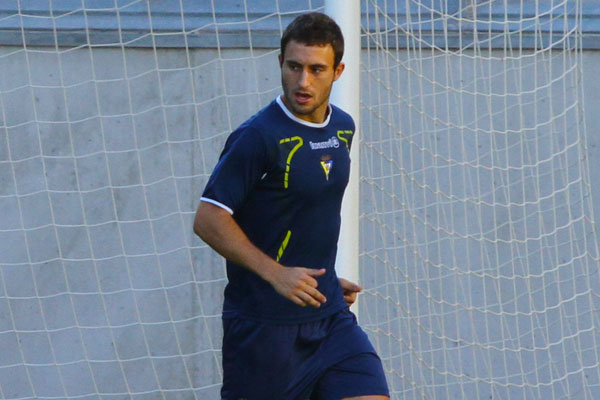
[201,126,270,214]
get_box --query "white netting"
[360,0,600,399]
[0,1,321,398]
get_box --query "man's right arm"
[193,201,327,308]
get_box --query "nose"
[298,68,310,88]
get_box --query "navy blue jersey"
[201,96,355,323]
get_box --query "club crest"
[320,155,333,180]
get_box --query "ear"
[332,62,345,82]
[278,53,284,67]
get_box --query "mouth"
[295,92,312,105]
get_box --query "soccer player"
[194,12,390,400]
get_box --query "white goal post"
[326,0,362,314]
[0,1,599,399]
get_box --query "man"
[194,12,389,400]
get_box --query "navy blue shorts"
[221,308,389,400]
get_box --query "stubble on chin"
[293,95,329,117]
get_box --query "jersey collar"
[276,95,331,128]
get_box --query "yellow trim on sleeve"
[337,130,353,150]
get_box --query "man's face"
[279,40,344,123]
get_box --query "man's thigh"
[310,352,389,400]
[220,317,300,399]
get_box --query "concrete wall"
[0,43,599,398]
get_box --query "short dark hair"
[280,12,344,68]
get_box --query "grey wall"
[0,42,599,398]
[0,46,276,399]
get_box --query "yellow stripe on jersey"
[337,130,353,150]
[276,230,292,262]
[279,136,304,188]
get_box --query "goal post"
[326,0,362,315]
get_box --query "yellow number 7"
[279,136,304,189]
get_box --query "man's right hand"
[268,267,327,308]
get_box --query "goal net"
[0,1,301,398]
[360,0,600,399]
[0,1,598,399]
